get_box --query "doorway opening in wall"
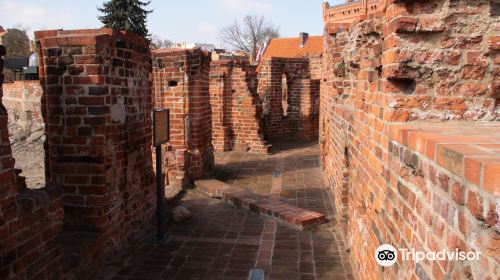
[281,73,289,116]
[4,80,45,189]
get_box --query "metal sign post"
[152,109,172,243]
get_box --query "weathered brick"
[467,191,484,221]
[417,15,445,32]
[483,162,500,196]
[488,36,500,51]
[451,182,465,206]
[387,17,418,33]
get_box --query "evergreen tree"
[98,0,152,37]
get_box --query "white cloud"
[219,0,272,13]
[0,1,74,37]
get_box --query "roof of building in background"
[0,26,6,35]
[260,36,323,60]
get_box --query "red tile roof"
[260,36,323,60]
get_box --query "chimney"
[299,32,309,48]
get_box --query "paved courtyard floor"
[101,141,353,280]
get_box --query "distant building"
[173,42,215,52]
[256,32,323,70]
[259,33,323,60]
[322,0,386,33]
[211,49,249,62]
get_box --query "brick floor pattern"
[101,142,353,280]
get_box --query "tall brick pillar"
[152,48,214,187]
[35,29,155,234]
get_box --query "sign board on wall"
[153,109,170,146]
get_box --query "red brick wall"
[309,55,322,80]
[0,45,65,279]
[152,48,214,187]
[209,59,269,154]
[2,81,43,129]
[321,0,499,279]
[258,57,320,141]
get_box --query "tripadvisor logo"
[375,244,398,267]
[375,244,481,267]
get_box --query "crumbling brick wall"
[321,0,499,279]
[2,81,44,130]
[152,48,214,187]
[258,57,320,141]
[0,44,65,279]
[209,59,269,154]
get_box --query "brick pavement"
[101,141,353,280]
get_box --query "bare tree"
[219,15,279,63]
[150,34,174,49]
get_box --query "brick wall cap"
[5,80,41,86]
[152,47,211,58]
[35,28,149,47]
[211,60,253,67]
[389,122,500,192]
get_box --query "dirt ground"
[8,122,45,188]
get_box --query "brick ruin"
[151,48,321,184]
[321,0,499,279]
[257,57,321,141]
[0,1,499,279]
[152,48,215,187]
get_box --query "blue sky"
[0,0,344,46]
